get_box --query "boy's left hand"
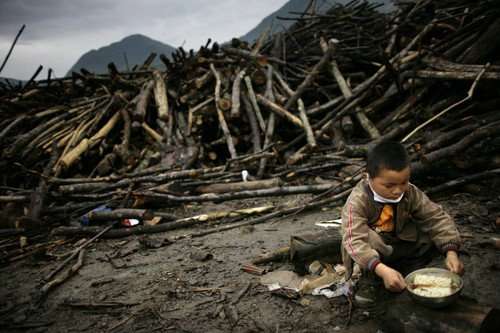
[445,251,464,275]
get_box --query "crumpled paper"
[260,263,355,299]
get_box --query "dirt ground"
[1,190,499,333]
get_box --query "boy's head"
[367,141,410,200]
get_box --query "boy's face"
[370,166,410,200]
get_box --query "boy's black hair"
[366,141,410,177]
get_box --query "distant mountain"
[0,77,24,88]
[240,0,394,43]
[68,34,176,75]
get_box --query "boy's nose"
[392,188,403,196]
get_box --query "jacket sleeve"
[341,195,381,271]
[409,184,462,253]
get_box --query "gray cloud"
[0,0,288,79]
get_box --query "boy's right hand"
[374,263,406,292]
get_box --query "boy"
[341,141,464,292]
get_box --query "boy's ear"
[363,172,369,180]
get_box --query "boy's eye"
[384,182,408,188]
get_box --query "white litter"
[241,170,249,182]
[314,218,342,228]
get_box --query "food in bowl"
[405,268,463,308]
[409,273,459,298]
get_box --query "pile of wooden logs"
[1,0,499,242]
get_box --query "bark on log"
[38,250,85,301]
[0,229,25,237]
[141,122,163,143]
[462,17,500,64]
[286,144,310,166]
[403,67,487,144]
[354,109,381,139]
[423,56,500,73]
[27,147,59,225]
[284,40,335,109]
[341,116,354,138]
[84,95,117,139]
[412,125,500,175]
[225,151,274,168]
[298,98,317,148]
[86,208,176,222]
[231,69,245,118]
[0,195,30,203]
[0,115,25,143]
[52,205,274,238]
[185,188,351,239]
[117,109,131,160]
[321,38,352,98]
[7,113,65,158]
[137,183,338,204]
[423,123,478,152]
[241,92,262,153]
[153,70,169,121]
[273,70,295,97]
[306,95,344,116]
[258,65,276,178]
[0,24,25,74]
[222,47,287,65]
[50,166,227,192]
[416,70,500,80]
[195,178,281,194]
[132,80,154,123]
[343,120,412,157]
[243,76,266,132]
[376,87,428,130]
[61,111,121,169]
[426,168,500,195]
[251,27,270,55]
[256,94,304,129]
[194,71,213,89]
[272,70,316,148]
[333,121,345,151]
[210,64,237,159]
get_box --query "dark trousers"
[379,233,438,276]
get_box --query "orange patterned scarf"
[373,204,394,233]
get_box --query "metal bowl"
[405,267,463,308]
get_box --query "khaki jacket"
[341,179,461,271]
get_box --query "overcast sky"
[0,0,289,80]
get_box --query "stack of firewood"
[0,0,499,239]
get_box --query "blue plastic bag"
[80,205,112,226]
